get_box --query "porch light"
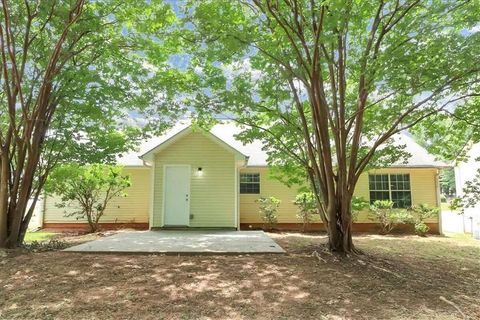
[197,167,203,176]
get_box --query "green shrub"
[46,164,131,233]
[411,204,439,236]
[293,192,317,232]
[369,200,412,234]
[351,196,369,222]
[414,222,429,236]
[256,196,281,231]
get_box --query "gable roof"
[138,125,247,164]
[116,121,448,168]
[386,133,448,168]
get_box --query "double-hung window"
[240,173,260,194]
[369,174,412,208]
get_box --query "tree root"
[349,246,364,256]
[368,263,404,279]
[311,250,327,263]
[439,296,467,319]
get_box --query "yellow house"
[41,123,446,233]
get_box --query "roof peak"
[116,121,447,168]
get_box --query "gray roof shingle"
[117,121,447,168]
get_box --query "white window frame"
[369,173,412,208]
[239,173,260,194]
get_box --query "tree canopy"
[0,0,187,247]
[411,97,480,162]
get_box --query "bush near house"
[292,193,370,231]
[351,196,369,223]
[369,200,413,235]
[256,196,281,231]
[411,204,440,236]
[293,192,317,232]
[46,164,131,233]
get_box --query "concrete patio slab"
[64,230,285,254]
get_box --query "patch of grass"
[355,234,479,262]
[24,231,57,243]
[444,232,476,241]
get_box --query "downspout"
[235,164,239,230]
[435,169,443,235]
[236,156,249,230]
[142,158,154,230]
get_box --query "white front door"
[164,165,190,226]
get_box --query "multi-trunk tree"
[177,0,480,253]
[0,0,184,248]
[46,164,131,233]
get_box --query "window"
[369,174,412,208]
[240,173,260,194]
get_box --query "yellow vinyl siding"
[152,132,236,228]
[239,167,320,224]
[357,168,439,223]
[240,167,440,224]
[43,167,150,223]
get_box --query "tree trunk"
[17,194,42,246]
[327,220,355,253]
[86,210,95,233]
[5,159,39,248]
[0,155,9,248]
[325,194,357,254]
[327,216,355,253]
[89,224,97,233]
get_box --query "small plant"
[293,192,317,232]
[369,200,412,234]
[411,204,439,236]
[351,196,369,223]
[256,196,281,231]
[414,222,429,236]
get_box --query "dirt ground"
[0,232,479,320]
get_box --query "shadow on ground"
[1,233,479,319]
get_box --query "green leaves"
[180,0,480,147]
[256,196,281,229]
[45,164,131,232]
[410,204,440,236]
[167,2,478,250]
[412,97,480,161]
[369,200,413,234]
[451,169,480,214]
[2,0,189,168]
[0,1,189,246]
[46,164,131,198]
[293,192,317,231]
